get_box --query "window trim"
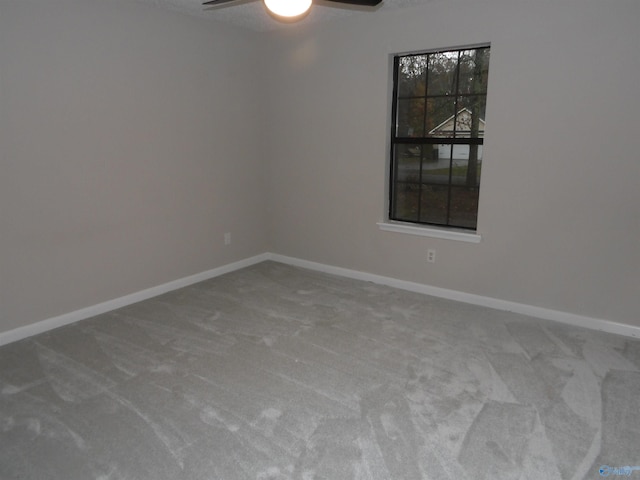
[377,220,482,243]
[387,44,490,233]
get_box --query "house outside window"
[390,46,490,230]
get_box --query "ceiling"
[133,0,427,32]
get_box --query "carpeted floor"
[1,261,639,479]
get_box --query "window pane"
[396,98,425,137]
[455,96,486,138]
[395,145,422,182]
[458,48,490,95]
[392,182,419,222]
[419,185,449,224]
[423,144,440,161]
[422,150,451,185]
[425,97,457,137]
[449,186,479,228]
[427,51,458,96]
[450,146,482,186]
[398,55,427,98]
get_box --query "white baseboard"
[0,253,270,347]
[266,253,640,340]
[2,251,638,346]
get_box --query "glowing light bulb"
[264,0,312,19]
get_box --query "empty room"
[1,0,639,478]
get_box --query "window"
[389,46,490,230]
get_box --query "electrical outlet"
[224,232,231,245]
[427,249,436,263]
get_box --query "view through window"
[390,46,490,230]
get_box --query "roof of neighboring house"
[429,108,485,135]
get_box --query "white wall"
[1,0,638,337]
[0,0,268,332]
[264,0,640,326]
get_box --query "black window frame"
[389,45,490,231]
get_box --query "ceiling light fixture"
[263,0,312,20]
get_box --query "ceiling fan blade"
[325,0,382,6]
[203,0,238,5]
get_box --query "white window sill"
[377,221,481,243]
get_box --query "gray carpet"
[1,261,639,480]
